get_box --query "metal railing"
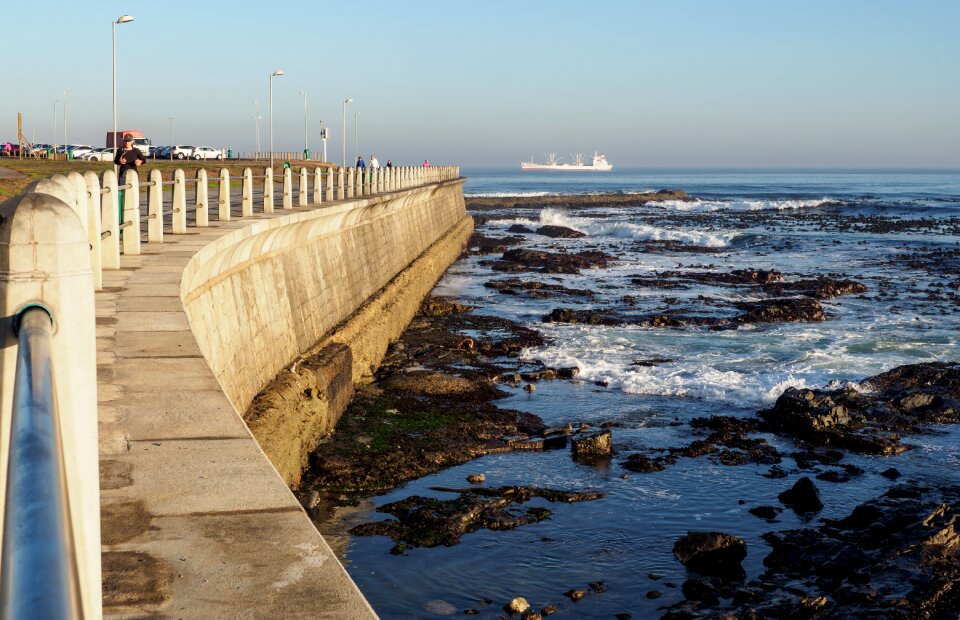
[1,306,83,620]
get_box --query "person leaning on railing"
[114,134,145,222]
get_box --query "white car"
[83,148,115,162]
[191,146,225,160]
[69,145,96,158]
[170,145,196,160]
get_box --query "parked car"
[191,146,225,161]
[84,148,114,162]
[69,145,95,158]
[170,145,196,160]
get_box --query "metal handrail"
[1,307,83,619]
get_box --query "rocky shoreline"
[297,190,960,618]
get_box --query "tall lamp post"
[341,98,353,168]
[112,14,134,166]
[52,99,59,150]
[252,100,261,158]
[269,69,284,169]
[354,111,359,165]
[298,90,308,158]
[63,90,70,158]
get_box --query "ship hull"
[520,163,613,171]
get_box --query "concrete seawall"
[181,179,471,485]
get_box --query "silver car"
[83,148,115,162]
[191,146,225,160]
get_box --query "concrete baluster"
[148,169,164,243]
[263,168,275,213]
[122,170,141,255]
[97,171,120,268]
[69,172,102,291]
[172,169,187,233]
[282,167,293,210]
[355,167,363,197]
[373,168,380,194]
[337,168,346,200]
[195,169,209,227]
[326,167,335,202]
[218,168,231,221]
[242,168,254,217]
[84,173,106,283]
[298,167,308,207]
[313,167,323,205]
[0,188,102,620]
[346,168,354,199]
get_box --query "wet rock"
[468,233,526,255]
[646,590,662,599]
[622,453,669,473]
[672,532,747,579]
[764,276,867,299]
[507,224,534,233]
[571,430,612,461]
[778,477,824,514]
[542,308,623,326]
[489,248,614,274]
[520,611,542,620]
[748,505,783,520]
[880,467,902,480]
[467,473,485,484]
[588,580,606,593]
[423,599,458,615]
[350,485,603,552]
[564,589,587,601]
[420,297,474,316]
[536,225,586,238]
[681,577,719,605]
[485,278,596,298]
[556,367,580,379]
[631,358,674,367]
[505,596,530,614]
[379,371,506,401]
[733,297,826,323]
[523,383,535,392]
[540,604,557,616]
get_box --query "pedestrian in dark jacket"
[113,134,145,223]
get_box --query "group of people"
[355,155,392,170]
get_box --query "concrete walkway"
[96,209,377,618]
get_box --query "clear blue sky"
[2,1,958,167]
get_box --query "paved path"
[96,197,377,618]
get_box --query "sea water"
[319,168,960,618]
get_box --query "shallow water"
[318,169,960,618]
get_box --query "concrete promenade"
[97,191,379,618]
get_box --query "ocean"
[320,168,960,618]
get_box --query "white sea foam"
[464,191,558,198]
[490,208,738,247]
[648,197,838,212]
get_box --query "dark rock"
[673,531,747,579]
[556,367,580,379]
[536,225,586,238]
[571,430,612,461]
[507,224,533,233]
[492,248,613,274]
[734,297,826,323]
[622,453,668,473]
[540,604,557,616]
[646,590,661,599]
[880,467,902,480]
[681,577,719,605]
[748,505,783,520]
[564,589,586,602]
[778,477,824,514]
[631,358,674,367]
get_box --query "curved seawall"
[181,178,472,485]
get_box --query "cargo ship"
[520,152,612,171]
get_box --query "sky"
[2,1,959,168]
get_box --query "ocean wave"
[464,189,659,198]
[648,197,839,212]
[490,208,738,247]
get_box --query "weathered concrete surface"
[97,182,469,617]
[181,180,471,486]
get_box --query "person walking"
[422,159,431,167]
[369,154,380,169]
[356,155,366,170]
[114,134,145,223]
[385,160,392,168]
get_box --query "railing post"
[172,169,187,234]
[96,171,120,268]
[325,167,335,202]
[313,167,323,205]
[337,167,346,200]
[0,189,102,620]
[82,173,105,290]
[195,169,209,227]
[263,167,274,213]
[346,168,354,199]
[298,167,308,207]
[218,168,231,221]
[242,168,253,217]
[123,170,141,255]
[355,167,363,197]
[282,167,293,210]
[148,169,163,243]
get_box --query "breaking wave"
[648,197,839,212]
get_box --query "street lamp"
[269,69,284,169]
[298,90,308,157]
[252,100,261,158]
[63,90,70,158]
[342,98,353,168]
[168,117,174,160]
[52,99,59,150]
[354,110,359,165]
[112,14,134,164]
